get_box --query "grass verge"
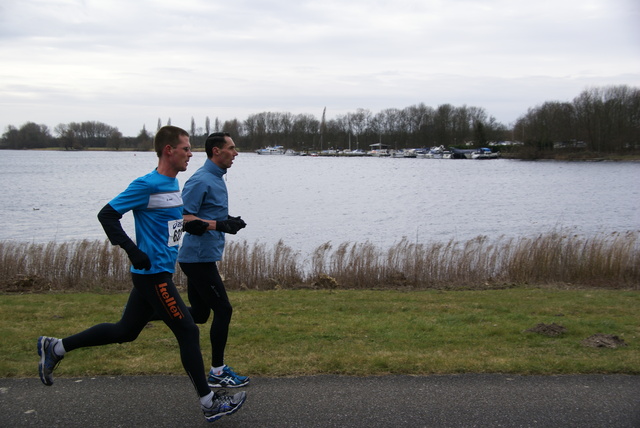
[1,288,638,378]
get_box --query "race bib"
[167,219,184,247]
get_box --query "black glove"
[121,241,151,270]
[228,215,247,227]
[215,216,247,235]
[184,219,209,236]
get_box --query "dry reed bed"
[1,231,638,292]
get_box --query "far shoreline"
[4,147,640,162]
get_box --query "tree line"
[514,85,640,155]
[2,85,638,155]
[0,121,154,151]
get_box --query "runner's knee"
[190,307,211,324]
[113,323,142,343]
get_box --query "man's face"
[215,137,239,169]
[170,135,193,172]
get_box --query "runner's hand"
[184,219,209,236]
[216,217,247,234]
[228,215,247,229]
[122,243,151,270]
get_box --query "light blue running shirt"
[109,169,184,274]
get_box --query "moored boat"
[449,147,475,159]
[256,145,285,155]
[471,147,500,159]
[425,145,446,159]
[368,143,390,157]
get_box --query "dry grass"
[0,240,131,292]
[1,231,638,292]
[221,239,303,289]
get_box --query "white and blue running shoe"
[207,365,250,388]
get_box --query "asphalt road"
[1,374,639,427]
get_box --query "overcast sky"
[1,0,639,137]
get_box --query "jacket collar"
[204,158,226,178]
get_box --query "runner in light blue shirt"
[109,169,184,274]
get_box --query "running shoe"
[208,365,250,388]
[37,336,63,386]
[202,390,247,422]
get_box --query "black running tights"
[61,272,210,397]
[179,262,233,368]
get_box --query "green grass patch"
[2,288,639,378]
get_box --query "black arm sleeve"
[97,203,136,250]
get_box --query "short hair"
[154,126,189,157]
[205,132,231,158]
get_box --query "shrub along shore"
[1,231,638,292]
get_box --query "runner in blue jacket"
[178,132,249,388]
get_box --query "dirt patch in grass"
[525,322,568,337]
[1,274,52,293]
[525,324,630,348]
[581,334,628,348]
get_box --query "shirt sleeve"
[181,177,208,217]
[109,177,151,214]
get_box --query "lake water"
[1,150,639,260]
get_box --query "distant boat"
[413,148,428,158]
[368,143,390,157]
[449,147,475,159]
[425,145,447,159]
[344,149,367,156]
[391,149,417,158]
[471,148,500,159]
[256,145,285,155]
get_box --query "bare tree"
[107,130,123,150]
[348,108,372,149]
